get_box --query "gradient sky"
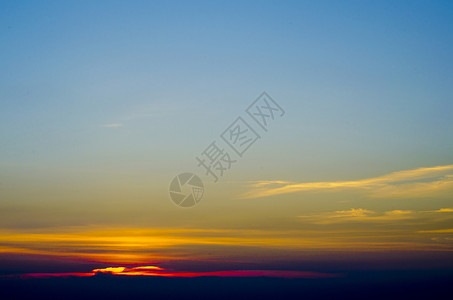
[1,0,453,276]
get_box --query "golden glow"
[1,218,453,268]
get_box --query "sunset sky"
[1,0,453,281]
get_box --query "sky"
[1,0,453,278]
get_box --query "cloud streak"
[299,209,415,224]
[242,165,453,199]
[298,208,453,224]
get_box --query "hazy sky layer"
[1,1,453,274]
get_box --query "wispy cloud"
[298,209,416,224]
[242,165,453,199]
[419,229,453,233]
[101,123,123,128]
[298,208,453,225]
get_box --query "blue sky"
[2,1,452,173]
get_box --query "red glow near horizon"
[13,265,340,279]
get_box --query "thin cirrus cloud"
[298,208,453,225]
[242,165,453,199]
[419,229,453,233]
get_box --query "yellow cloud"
[333,208,373,217]
[298,209,416,224]
[431,208,453,213]
[242,165,453,199]
[298,207,453,225]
